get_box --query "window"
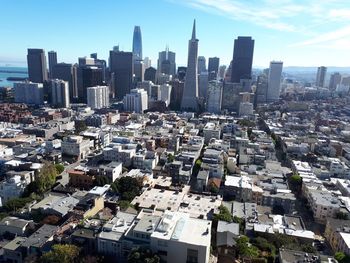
[187,249,198,263]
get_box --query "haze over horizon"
[1,0,350,68]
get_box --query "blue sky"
[1,0,349,67]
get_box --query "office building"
[177,67,187,81]
[255,74,268,105]
[266,61,283,103]
[230,37,254,83]
[48,51,57,78]
[206,80,222,114]
[218,65,226,80]
[316,66,327,87]
[208,57,220,81]
[77,66,103,103]
[198,56,206,74]
[144,57,151,69]
[329,72,341,90]
[132,26,142,61]
[14,82,44,105]
[239,102,254,116]
[158,47,176,77]
[199,72,209,98]
[123,89,148,113]
[134,61,144,83]
[52,63,77,100]
[181,20,199,111]
[109,50,133,100]
[87,86,109,109]
[144,67,157,83]
[27,49,48,83]
[221,82,241,113]
[160,84,172,107]
[51,79,70,108]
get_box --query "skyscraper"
[52,63,77,100]
[123,89,148,113]
[181,20,199,111]
[206,80,222,113]
[158,47,176,77]
[316,66,327,87]
[77,66,103,103]
[132,26,142,61]
[27,49,48,83]
[109,50,133,100]
[208,57,220,81]
[197,56,206,74]
[144,67,157,83]
[266,61,283,103]
[231,37,254,83]
[51,79,70,108]
[329,72,342,90]
[48,51,57,78]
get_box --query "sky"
[1,0,350,68]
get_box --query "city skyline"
[1,0,350,68]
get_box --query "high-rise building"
[177,67,187,81]
[197,56,206,74]
[51,79,70,108]
[144,57,151,69]
[109,50,133,100]
[134,61,145,83]
[230,37,254,83]
[77,66,103,103]
[144,67,157,83]
[199,72,209,98]
[27,49,48,83]
[52,63,77,100]
[218,65,226,80]
[14,82,44,105]
[316,66,327,87]
[123,89,148,113]
[266,61,283,103]
[132,26,142,61]
[329,72,342,90]
[221,82,241,113]
[208,57,220,81]
[255,74,268,105]
[160,84,172,107]
[48,51,57,78]
[158,47,176,77]
[87,86,109,109]
[181,20,199,111]
[206,80,222,113]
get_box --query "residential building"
[51,79,70,108]
[87,85,109,109]
[14,82,44,105]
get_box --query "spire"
[191,19,196,40]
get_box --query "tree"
[236,236,260,259]
[35,162,57,194]
[75,121,87,134]
[336,212,349,220]
[128,247,160,263]
[111,176,143,201]
[54,163,64,174]
[288,174,302,193]
[40,244,80,263]
[335,252,350,263]
[213,205,233,223]
[167,153,175,163]
[4,197,33,212]
[94,175,111,186]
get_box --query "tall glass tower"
[132,26,142,61]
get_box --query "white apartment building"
[103,144,136,167]
[0,176,27,206]
[61,135,91,159]
[203,122,221,144]
[150,211,211,263]
[51,79,70,108]
[87,86,109,109]
[123,89,148,113]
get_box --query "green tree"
[55,163,64,174]
[336,212,349,220]
[75,121,87,134]
[335,252,350,263]
[236,236,260,258]
[94,175,111,186]
[4,197,32,212]
[288,174,302,192]
[111,176,143,201]
[213,205,233,223]
[128,247,160,263]
[167,153,175,163]
[40,244,80,263]
[35,162,57,194]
